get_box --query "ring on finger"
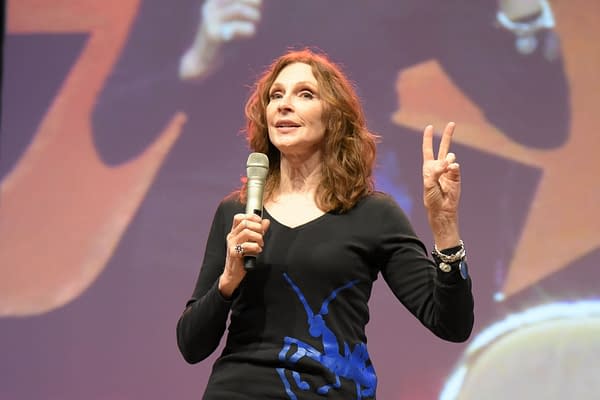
[234,243,245,256]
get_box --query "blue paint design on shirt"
[277,273,377,399]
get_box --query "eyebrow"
[270,81,318,91]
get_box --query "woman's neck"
[265,153,326,224]
[276,153,322,196]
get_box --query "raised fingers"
[423,122,456,162]
[422,125,435,162]
[437,122,455,160]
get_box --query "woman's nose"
[277,95,293,112]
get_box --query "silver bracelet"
[433,240,466,264]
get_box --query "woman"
[176,48,474,399]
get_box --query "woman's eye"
[269,92,282,100]
[299,91,314,99]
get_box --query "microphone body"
[244,153,269,271]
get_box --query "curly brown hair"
[242,48,378,213]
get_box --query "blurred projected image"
[440,301,600,399]
[497,0,560,59]
[179,0,263,81]
[2,0,570,317]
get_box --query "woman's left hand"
[422,122,462,246]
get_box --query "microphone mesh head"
[246,153,269,179]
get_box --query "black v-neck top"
[177,192,473,399]
[264,206,328,231]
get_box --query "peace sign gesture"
[422,122,462,248]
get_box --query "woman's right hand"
[218,213,270,298]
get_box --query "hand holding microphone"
[219,153,270,297]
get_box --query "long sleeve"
[375,194,474,342]
[176,198,241,363]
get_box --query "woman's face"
[266,62,326,159]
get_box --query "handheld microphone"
[244,152,269,271]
